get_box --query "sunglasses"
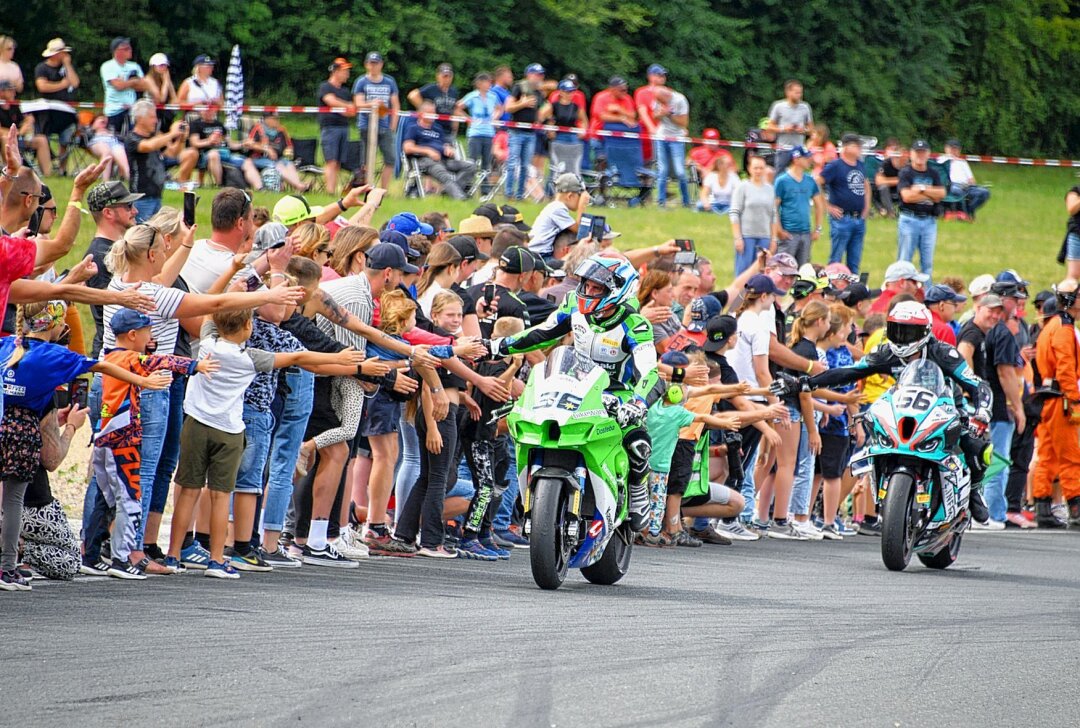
[42,206,58,214]
[21,191,49,201]
[315,246,330,255]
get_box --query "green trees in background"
[7,0,1080,155]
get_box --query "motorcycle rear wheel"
[881,472,916,572]
[918,532,963,569]
[529,478,574,590]
[581,523,633,585]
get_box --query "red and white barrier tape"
[12,99,1080,169]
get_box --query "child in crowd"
[0,302,171,591]
[164,308,364,579]
[91,308,218,579]
[810,304,861,539]
[643,350,747,546]
[459,316,524,561]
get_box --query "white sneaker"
[716,520,761,542]
[767,521,808,540]
[969,518,1006,532]
[334,525,369,560]
[792,519,824,541]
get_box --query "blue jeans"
[789,422,815,516]
[394,416,421,518]
[234,405,275,495]
[951,184,991,215]
[135,386,170,547]
[655,140,689,207]
[81,373,105,539]
[986,420,1015,522]
[263,368,312,532]
[133,197,162,223]
[1067,233,1080,261]
[736,236,770,276]
[150,376,186,515]
[492,436,519,533]
[828,214,867,274]
[505,130,536,199]
[739,441,761,522]
[897,213,938,279]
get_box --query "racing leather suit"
[805,339,993,510]
[1031,313,1080,505]
[493,293,663,528]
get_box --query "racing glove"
[769,373,808,398]
[615,399,648,429]
[969,409,991,438]
[487,337,508,360]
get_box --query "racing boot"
[1035,498,1067,529]
[628,477,650,533]
[1068,497,1080,528]
[969,486,989,524]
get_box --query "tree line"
[7,0,1080,156]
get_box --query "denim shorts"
[1067,233,1080,261]
[785,402,803,423]
[360,390,401,437]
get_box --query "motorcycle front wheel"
[881,471,916,571]
[918,532,963,569]
[581,523,633,585]
[529,478,574,590]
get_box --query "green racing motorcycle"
[506,346,634,590]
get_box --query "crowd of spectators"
[2,32,1077,597]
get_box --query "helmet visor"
[886,320,928,346]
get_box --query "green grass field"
[40,149,1076,340]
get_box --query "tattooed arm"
[311,288,436,363]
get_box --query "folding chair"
[403,156,428,198]
[929,159,970,220]
[595,132,654,207]
[291,138,325,193]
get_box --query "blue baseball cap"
[687,296,723,333]
[789,145,811,159]
[660,350,689,367]
[557,79,577,93]
[524,63,545,75]
[745,274,781,296]
[647,64,667,76]
[923,284,967,304]
[366,243,419,274]
[379,229,421,260]
[386,212,434,237]
[110,308,153,335]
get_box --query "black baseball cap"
[366,52,384,63]
[911,139,931,151]
[366,243,419,274]
[839,283,881,308]
[447,235,489,263]
[840,133,861,146]
[379,229,421,260]
[473,202,530,232]
[87,181,143,212]
[499,246,535,274]
[704,314,738,353]
[527,251,563,275]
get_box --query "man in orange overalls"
[1031,279,1080,528]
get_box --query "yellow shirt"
[862,328,894,403]
[678,394,719,440]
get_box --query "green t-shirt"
[647,400,696,473]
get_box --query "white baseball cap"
[148,52,170,67]
[968,274,995,297]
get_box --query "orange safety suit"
[1031,314,1080,500]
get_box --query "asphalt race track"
[5,530,1078,727]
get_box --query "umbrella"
[224,44,244,132]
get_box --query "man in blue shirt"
[818,133,871,274]
[492,66,513,122]
[351,52,400,189]
[99,37,151,132]
[772,146,824,266]
[402,100,476,200]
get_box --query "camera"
[721,429,744,484]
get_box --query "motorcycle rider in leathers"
[490,254,663,531]
[772,300,994,522]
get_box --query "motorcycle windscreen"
[895,359,946,394]
[533,346,606,414]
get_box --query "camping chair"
[594,130,654,206]
[291,137,325,193]
[929,159,970,220]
